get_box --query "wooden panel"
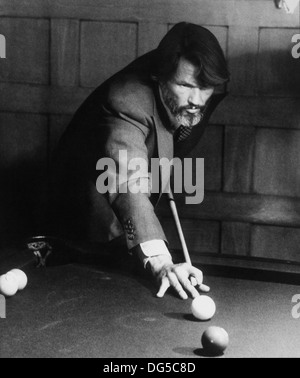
[157,192,300,227]
[258,28,300,96]
[211,96,300,129]
[138,22,168,56]
[187,124,223,192]
[204,25,228,57]
[51,19,79,86]
[0,17,49,84]
[0,83,93,114]
[251,225,300,263]
[0,113,47,169]
[80,21,137,87]
[227,26,259,95]
[159,217,220,254]
[49,114,73,157]
[1,0,299,28]
[221,221,251,256]
[254,128,300,197]
[224,125,255,193]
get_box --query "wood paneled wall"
[0,0,299,271]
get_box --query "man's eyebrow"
[175,80,197,87]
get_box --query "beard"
[160,83,204,127]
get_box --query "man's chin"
[178,114,202,127]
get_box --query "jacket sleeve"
[96,100,167,250]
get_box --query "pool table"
[0,241,300,359]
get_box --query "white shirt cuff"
[140,239,171,268]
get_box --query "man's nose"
[188,88,207,107]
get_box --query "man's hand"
[147,255,210,300]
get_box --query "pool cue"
[167,189,192,265]
[167,189,198,286]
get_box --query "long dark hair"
[152,22,230,88]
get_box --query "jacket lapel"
[152,87,174,194]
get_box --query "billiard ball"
[201,326,229,354]
[191,295,216,320]
[0,272,19,297]
[9,269,28,291]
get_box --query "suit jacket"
[47,51,225,250]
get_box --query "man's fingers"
[167,272,188,300]
[188,268,210,293]
[180,278,200,299]
[190,276,198,286]
[156,264,209,300]
[189,273,210,292]
[187,267,203,284]
[199,283,210,292]
[171,267,199,299]
[156,277,170,298]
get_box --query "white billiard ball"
[0,272,19,297]
[191,295,216,320]
[9,269,28,291]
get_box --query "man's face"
[160,57,214,127]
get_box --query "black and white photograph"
[0,0,300,360]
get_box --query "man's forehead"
[172,57,199,83]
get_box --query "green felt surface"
[1,254,300,358]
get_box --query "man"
[47,22,229,300]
